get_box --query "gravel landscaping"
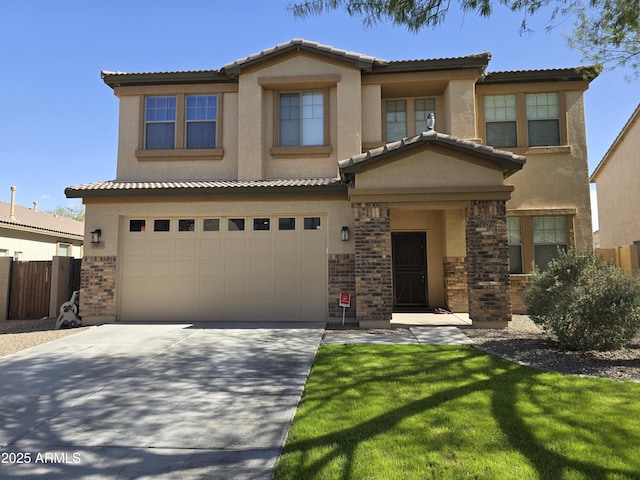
[2,315,639,382]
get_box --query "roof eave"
[101,70,236,88]
[482,66,600,85]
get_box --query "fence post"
[49,256,73,318]
[0,257,12,321]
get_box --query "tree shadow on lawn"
[277,345,640,480]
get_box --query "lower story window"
[507,214,570,273]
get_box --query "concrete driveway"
[0,322,325,479]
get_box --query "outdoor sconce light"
[91,229,102,244]
[341,226,350,241]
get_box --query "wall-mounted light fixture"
[341,226,350,241]
[91,229,102,244]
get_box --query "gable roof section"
[591,103,640,182]
[339,131,526,182]
[0,201,84,239]
[65,178,347,198]
[223,38,388,76]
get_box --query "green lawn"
[274,345,640,480]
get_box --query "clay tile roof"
[65,178,346,198]
[0,201,84,238]
[482,66,599,84]
[223,38,388,75]
[339,131,525,180]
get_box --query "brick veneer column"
[80,256,117,323]
[328,253,356,319]
[443,257,468,313]
[466,200,511,327]
[354,203,392,326]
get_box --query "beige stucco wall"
[0,229,82,260]
[506,91,593,252]
[443,79,477,140]
[355,147,504,190]
[83,194,354,258]
[593,113,640,248]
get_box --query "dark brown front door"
[392,232,428,310]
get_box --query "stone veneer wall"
[80,256,117,319]
[328,253,356,319]
[465,200,511,325]
[443,257,468,313]
[354,203,392,323]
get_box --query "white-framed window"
[386,100,407,142]
[145,96,176,149]
[526,93,560,147]
[186,95,217,149]
[484,94,517,148]
[57,243,71,256]
[279,91,324,146]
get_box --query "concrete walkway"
[322,326,474,345]
[0,322,325,480]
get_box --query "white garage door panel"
[119,215,327,321]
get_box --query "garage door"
[118,215,327,321]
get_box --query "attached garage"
[118,214,327,321]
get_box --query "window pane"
[186,122,216,149]
[253,218,270,231]
[186,95,216,121]
[304,217,321,230]
[301,92,324,145]
[179,219,195,232]
[203,218,220,231]
[279,93,300,146]
[386,100,407,142]
[228,218,245,231]
[279,217,296,230]
[528,119,560,147]
[145,123,175,149]
[509,245,523,274]
[484,94,516,122]
[486,122,517,148]
[154,219,170,232]
[507,217,522,245]
[129,220,146,232]
[414,98,436,133]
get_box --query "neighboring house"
[590,103,640,249]
[66,39,597,327]
[0,190,84,260]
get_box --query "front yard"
[275,344,640,480]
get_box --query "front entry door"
[392,232,428,310]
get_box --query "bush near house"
[523,249,640,351]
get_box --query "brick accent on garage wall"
[354,203,392,323]
[328,253,356,319]
[443,257,468,313]
[80,256,117,319]
[466,200,511,325]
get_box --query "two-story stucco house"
[66,39,597,327]
[591,103,640,249]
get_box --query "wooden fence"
[5,258,82,320]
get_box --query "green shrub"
[523,249,640,351]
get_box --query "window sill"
[135,148,224,161]
[508,145,572,155]
[270,145,332,158]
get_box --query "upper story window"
[186,95,217,149]
[145,96,176,149]
[141,94,220,155]
[482,92,563,149]
[484,94,517,148]
[385,98,436,142]
[279,91,324,146]
[526,93,560,147]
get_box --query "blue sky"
[2,1,638,229]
